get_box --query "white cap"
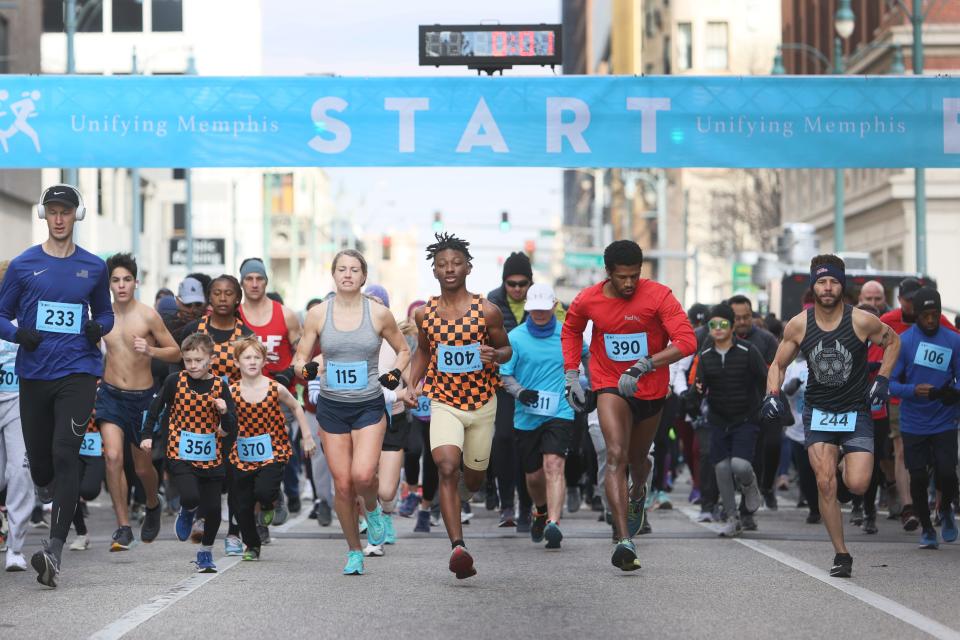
[525,283,556,311]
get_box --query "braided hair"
[425,232,472,264]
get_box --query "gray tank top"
[318,296,383,403]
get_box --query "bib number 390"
[914,342,951,372]
[810,409,857,433]
[179,431,217,462]
[36,300,83,335]
[604,333,648,362]
[437,343,482,374]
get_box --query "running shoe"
[762,490,778,511]
[940,507,958,543]
[920,527,939,549]
[194,550,217,573]
[485,492,499,511]
[308,503,317,519]
[457,474,474,502]
[35,482,54,505]
[461,501,474,525]
[498,508,515,528]
[5,549,26,572]
[175,506,196,542]
[383,513,397,545]
[742,481,763,514]
[688,488,702,505]
[471,488,486,505]
[343,550,364,575]
[69,534,90,551]
[224,535,243,557]
[567,487,581,514]
[316,500,332,527]
[806,512,822,525]
[30,541,59,588]
[829,553,853,578]
[141,504,162,543]
[544,521,563,549]
[363,543,384,557]
[696,510,714,523]
[111,526,134,552]
[414,509,431,533]
[861,515,878,534]
[398,493,419,518]
[242,547,260,562]
[258,509,275,527]
[287,494,301,514]
[611,539,641,572]
[130,502,145,524]
[718,517,742,538]
[257,524,271,545]
[901,504,920,531]
[530,511,547,543]
[449,545,476,579]
[849,504,864,526]
[741,513,758,531]
[516,509,532,534]
[272,494,289,526]
[365,505,387,546]
[190,518,204,544]
[657,490,673,510]
[627,495,648,538]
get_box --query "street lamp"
[834,0,856,40]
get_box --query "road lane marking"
[88,509,310,639]
[679,507,960,640]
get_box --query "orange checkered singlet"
[166,371,225,469]
[228,379,292,472]
[422,294,499,411]
[197,315,243,382]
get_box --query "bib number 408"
[443,350,475,368]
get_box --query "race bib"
[523,390,561,417]
[411,395,431,419]
[604,333,648,362]
[437,343,482,374]
[178,431,217,462]
[237,434,273,463]
[914,342,951,372]
[0,366,18,393]
[79,432,102,457]
[36,300,83,335]
[810,408,857,433]
[326,360,368,390]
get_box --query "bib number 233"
[437,343,482,374]
[36,301,83,335]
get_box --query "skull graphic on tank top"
[808,340,853,387]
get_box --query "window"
[43,0,103,33]
[152,0,183,32]
[42,0,63,32]
[113,0,143,32]
[172,168,185,180]
[705,21,728,70]
[173,203,185,233]
[662,35,671,75]
[677,23,692,71]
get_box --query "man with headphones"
[0,184,114,588]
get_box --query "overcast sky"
[261,0,563,294]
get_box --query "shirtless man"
[97,253,181,550]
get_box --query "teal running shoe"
[941,507,958,543]
[383,513,396,545]
[544,521,563,549]
[611,539,641,571]
[366,506,387,546]
[627,492,648,538]
[343,550,364,575]
[358,518,367,534]
[224,535,243,557]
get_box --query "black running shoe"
[35,482,54,505]
[862,515,878,534]
[111,526,134,552]
[849,505,864,526]
[530,511,547,543]
[741,513,758,531]
[830,553,853,578]
[30,542,59,588]
[257,524,271,545]
[141,504,162,543]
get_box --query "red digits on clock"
[519,31,535,56]
[491,31,507,57]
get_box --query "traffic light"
[500,210,510,232]
[524,239,536,264]
[432,211,443,232]
[382,235,392,261]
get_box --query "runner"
[0,184,114,588]
[561,240,696,571]
[69,413,105,552]
[403,233,511,579]
[293,250,411,575]
[97,253,181,551]
[140,333,237,573]
[689,304,767,537]
[229,336,316,561]
[500,283,584,549]
[763,255,900,577]
[887,287,960,548]
[858,280,889,315]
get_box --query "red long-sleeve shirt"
[561,279,697,400]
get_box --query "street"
[3,480,959,640]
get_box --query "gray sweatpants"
[715,457,757,520]
[0,397,32,554]
[306,413,332,505]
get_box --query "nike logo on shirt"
[33,269,48,276]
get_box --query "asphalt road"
[2,483,959,640]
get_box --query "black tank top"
[800,305,867,413]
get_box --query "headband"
[240,258,268,281]
[810,264,845,289]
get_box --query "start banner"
[0,75,958,168]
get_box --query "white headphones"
[37,184,86,221]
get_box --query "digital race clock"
[419,24,562,72]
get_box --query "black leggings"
[420,422,439,503]
[73,453,105,536]
[790,440,819,516]
[489,390,520,508]
[232,462,284,550]
[652,395,680,492]
[19,374,98,543]
[753,420,784,495]
[404,419,424,486]
[169,462,223,546]
[564,412,588,487]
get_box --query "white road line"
[88,509,311,640]
[679,507,960,640]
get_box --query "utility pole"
[130,48,141,291]
[64,0,77,187]
[912,0,926,274]
[185,51,196,271]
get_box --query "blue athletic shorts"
[94,383,156,445]
[802,406,874,454]
[315,394,386,435]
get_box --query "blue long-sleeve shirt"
[889,324,960,435]
[0,244,114,381]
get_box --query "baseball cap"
[42,185,80,208]
[177,277,206,305]
[898,277,922,301]
[912,287,941,314]
[525,283,556,311]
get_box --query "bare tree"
[706,169,782,257]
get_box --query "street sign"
[564,252,604,269]
[732,262,754,291]
[169,238,225,266]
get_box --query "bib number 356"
[179,431,216,462]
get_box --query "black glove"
[82,321,104,347]
[378,368,402,390]
[867,375,890,407]
[273,366,294,388]
[301,361,320,381]
[939,384,960,406]
[760,393,784,422]
[518,389,540,407]
[680,389,701,418]
[14,327,42,352]
[582,389,598,414]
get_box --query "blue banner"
[0,75,958,168]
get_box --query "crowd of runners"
[0,184,957,587]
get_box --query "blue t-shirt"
[501,322,586,431]
[0,244,114,381]
[889,324,960,435]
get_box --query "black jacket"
[693,337,768,428]
[487,285,525,333]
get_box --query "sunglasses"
[708,319,731,330]
[505,280,530,288]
